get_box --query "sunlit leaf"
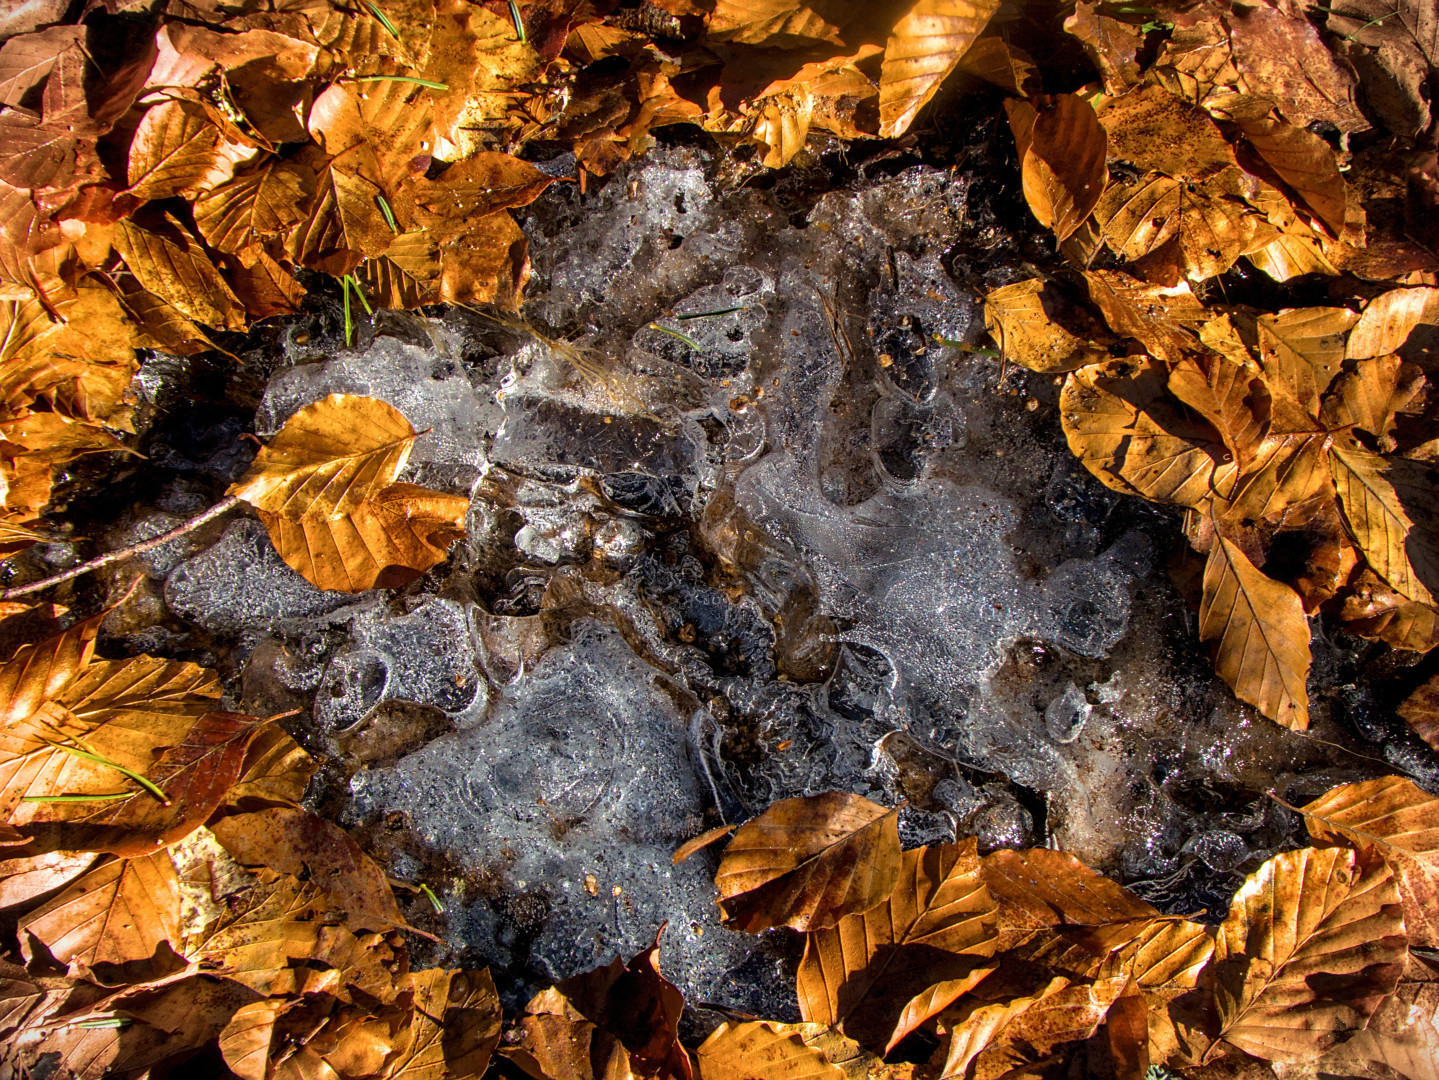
[17,850,181,970]
[1330,441,1439,606]
[386,968,503,1079]
[126,99,254,203]
[1082,271,1208,364]
[696,1021,843,1080]
[193,162,312,266]
[707,0,858,47]
[115,219,247,333]
[287,160,393,276]
[1255,307,1358,416]
[1322,353,1424,444]
[796,840,998,1052]
[1239,118,1348,238]
[982,278,1110,373]
[229,393,417,522]
[1007,94,1107,242]
[1097,83,1237,182]
[356,230,441,309]
[1167,352,1271,472]
[1399,674,1439,753]
[1199,531,1312,729]
[879,0,1001,139]
[1300,776,1439,951]
[1211,846,1406,1062]
[1346,286,1439,359]
[715,791,902,933]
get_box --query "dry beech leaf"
[225,721,317,809]
[210,807,405,932]
[287,160,393,276]
[356,230,441,310]
[1199,532,1312,729]
[705,0,857,48]
[696,1020,843,1080]
[218,997,288,1080]
[1218,430,1334,527]
[115,218,246,332]
[1006,94,1108,242]
[1097,84,1237,182]
[1330,441,1439,606]
[1347,286,1439,359]
[225,248,305,319]
[714,791,902,934]
[386,968,503,1080]
[983,278,1110,373]
[1304,951,1439,1080]
[1246,221,1340,282]
[673,824,737,864]
[0,850,94,912]
[1211,845,1406,1063]
[796,840,998,1052]
[1398,674,1439,752]
[258,481,469,592]
[230,394,417,521]
[954,36,1037,96]
[1082,271,1207,363]
[1167,352,1271,472]
[1338,569,1439,654]
[1322,354,1424,444]
[193,162,312,265]
[1064,1,1143,94]
[1090,171,1256,282]
[17,850,181,970]
[1239,118,1348,239]
[126,99,253,203]
[879,0,1001,139]
[1299,776,1439,950]
[1255,307,1359,416]
[1060,358,1234,508]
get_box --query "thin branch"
[1,496,242,602]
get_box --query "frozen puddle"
[163,147,1404,1008]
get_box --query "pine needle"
[649,323,702,351]
[677,306,746,320]
[42,738,169,805]
[360,0,399,38]
[508,0,526,42]
[21,792,132,802]
[343,275,354,346]
[420,883,446,913]
[352,75,449,90]
[376,194,399,233]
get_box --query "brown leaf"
[0,849,94,911]
[1304,951,1439,1080]
[18,850,181,970]
[0,25,84,108]
[287,159,393,276]
[1007,94,1107,242]
[1060,358,1234,508]
[434,209,531,309]
[1199,531,1312,729]
[386,968,503,1079]
[1299,776,1439,951]
[1082,271,1208,364]
[1255,307,1359,416]
[983,278,1111,373]
[193,162,312,266]
[1097,84,1237,182]
[880,0,1001,139]
[1210,846,1406,1063]
[1064,1,1143,95]
[225,720,316,810]
[954,36,1038,96]
[126,99,254,203]
[1322,353,1424,444]
[1239,118,1348,239]
[1330,441,1439,606]
[1346,286,1439,359]
[1399,674,1439,752]
[356,230,441,310]
[715,792,901,934]
[414,151,556,229]
[1219,432,1334,527]
[695,1021,844,1080]
[210,808,405,932]
[115,218,247,332]
[797,840,998,1052]
[1090,171,1256,281]
[258,481,468,592]
[673,824,736,864]
[1338,569,1439,653]
[706,0,858,48]
[230,394,417,521]
[225,248,306,320]
[1167,352,1271,472]
[218,997,289,1080]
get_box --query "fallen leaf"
[1346,286,1439,359]
[386,967,503,1080]
[1082,271,1208,364]
[1303,951,1439,1080]
[1330,441,1439,605]
[954,36,1037,96]
[696,1021,843,1080]
[1238,119,1348,240]
[115,218,247,332]
[287,159,393,276]
[210,807,405,932]
[356,230,441,310]
[1007,94,1108,242]
[224,720,317,809]
[1090,171,1256,281]
[1299,776,1439,950]
[192,162,312,266]
[1338,569,1439,653]
[1097,84,1237,182]
[1322,353,1424,444]
[1063,1,1143,95]
[714,791,902,933]
[1210,845,1406,1063]
[796,840,998,1052]
[983,278,1110,373]
[1398,674,1439,751]
[1167,352,1271,472]
[1061,358,1235,508]
[258,481,469,592]
[0,849,94,911]
[229,394,418,521]
[1199,531,1312,729]
[126,99,254,203]
[879,0,1000,138]
[1255,307,1359,416]
[18,850,181,971]
[705,0,857,49]
[1219,432,1334,527]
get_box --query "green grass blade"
[22,792,133,802]
[376,194,399,234]
[649,323,703,351]
[360,0,399,38]
[352,75,449,90]
[508,0,526,42]
[44,741,169,805]
[420,883,446,913]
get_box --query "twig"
[0,496,241,602]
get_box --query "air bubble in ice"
[1044,682,1092,744]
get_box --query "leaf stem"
[0,497,241,602]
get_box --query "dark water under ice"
[38,143,1439,1017]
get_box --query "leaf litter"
[0,0,1437,1077]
